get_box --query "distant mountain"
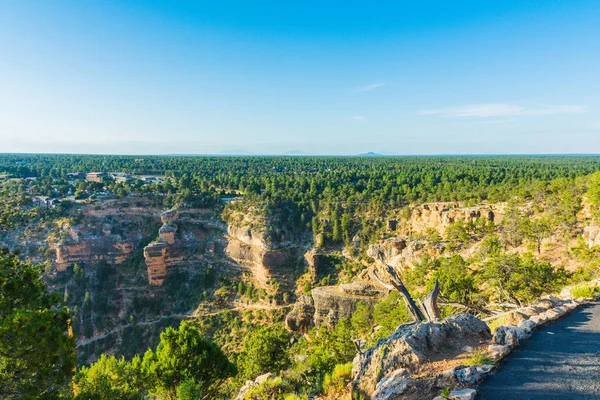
[358,152,384,157]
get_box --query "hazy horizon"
[1,1,599,155]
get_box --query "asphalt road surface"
[478,301,600,400]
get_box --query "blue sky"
[1,1,599,155]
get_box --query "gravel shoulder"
[478,301,600,400]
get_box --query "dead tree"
[422,278,441,321]
[371,266,439,322]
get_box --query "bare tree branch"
[422,278,441,322]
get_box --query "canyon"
[1,196,577,367]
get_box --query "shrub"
[322,362,353,396]
[571,283,600,299]
[238,325,292,381]
[244,376,292,400]
[480,252,567,304]
[467,349,493,366]
[372,292,411,340]
[283,394,307,400]
[487,314,509,333]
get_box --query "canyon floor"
[478,301,600,400]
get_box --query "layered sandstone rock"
[144,242,169,285]
[311,282,387,328]
[161,209,178,223]
[367,238,440,270]
[158,223,177,244]
[304,250,338,283]
[55,239,134,271]
[143,209,224,286]
[286,281,387,332]
[225,223,298,292]
[144,210,182,286]
[407,203,497,235]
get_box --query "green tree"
[350,302,372,339]
[480,252,566,305]
[430,255,476,304]
[499,202,526,248]
[238,325,291,381]
[74,354,145,400]
[0,251,76,399]
[0,190,26,231]
[525,217,552,254]
[142,321,236,400]
[372,292,411,340]
[303,319,355,376]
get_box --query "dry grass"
[487,314,509,333]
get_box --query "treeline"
[4,154,600,205]
[4,154,600,240]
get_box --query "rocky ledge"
[286,281,387,332]
[352,313,491,400]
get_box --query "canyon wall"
[405,202,499,235]
[224,214,303,293]
[56,239,135,271]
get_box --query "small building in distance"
[139,175,165,183]
[67,172,86,180]
[86,172,108,182]
[110,172,133,183]
[32,196,61,209]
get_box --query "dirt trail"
[478,301,600,400]
[77,303,290,347]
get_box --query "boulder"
[543,308,561,321]
[453,364,494,384]
[505,311,528,326]
[352,314,491,396]
[493,326,525,347]
[285,295,315,333]
[450,388,477,400]
[371,369,411,400]
[518,320,536,333]
[529,314,548,326]
[562,300,578,311]
[454,366,478,384]
[519,306,543,318]
[235,373,275,400]
[476,364,494,375]
[532,299,555,311]
[487,344,510,359]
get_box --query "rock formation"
[366,238,435,270]
[407,202,497,235]
[285,295,315,333]
[144,210,186,286]
[225,222,299,292]
[312,283,387,328]
[286,281,387,332]
[352,313,491,398]
[55,240,134,271]
[583,224,600,247]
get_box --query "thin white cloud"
[352,116,366,122]
[355,83,385,92]
[418,103,587,118]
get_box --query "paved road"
[478,301,600,400]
